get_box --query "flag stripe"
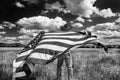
[74,37,96,45]
[39,39,77,46]
[17,49,33,58]
[35,44,67,51]
[27,58,47,64]
[42,37,85,41]
[16,56,28,62]
[30,48,60,55]
[23,63,32,76]
[16,67,24,72]
[45,31,86,36]
[45,31,77,35]
[43,35,84,39]
[39,41,71,48]
[29,52,53,60]
[13,71,26,78]
[13,61,25,68]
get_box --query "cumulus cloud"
[115,17,120,23]
[0,31,6,34]
[64,0,97,17]
[4,37,17,40]
[16,16,67,32]
[71,23,83,28]
[76,16,85,23]
[86,26,95,32]
[45,2,70,14]
[5,40,17,43]
[1,37,17,43]
[0,25,4,29]
[17,35,33,44]
[94,8,116,18]
[2,21,16,29]
[86,22,120,38]
[27,0,38,4]
[19,0,38,4]
[15,2,25,8]
[96,23,120,31]
[18,40,30,44]
[87,19,92,22]
[45,2,62,10]
[19,28,40,36]
[112,31,120,37]
[18,34,33,40]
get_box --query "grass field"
[0,47,120,80]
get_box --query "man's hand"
[97,42,108,53]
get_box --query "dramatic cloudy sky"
[0,0,120,44]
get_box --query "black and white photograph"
[0,0,120,80]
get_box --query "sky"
[0,0,120,44]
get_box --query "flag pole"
[20,31,46,62]
[17,31,45,55]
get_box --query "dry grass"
[0,49,19,80]
[0,48,120,80]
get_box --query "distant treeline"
[0,43,26,47]
[79,43,120,48]
[0,42,120,48]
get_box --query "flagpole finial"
[40,30,45,34]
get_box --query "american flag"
[13,31,98,80]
